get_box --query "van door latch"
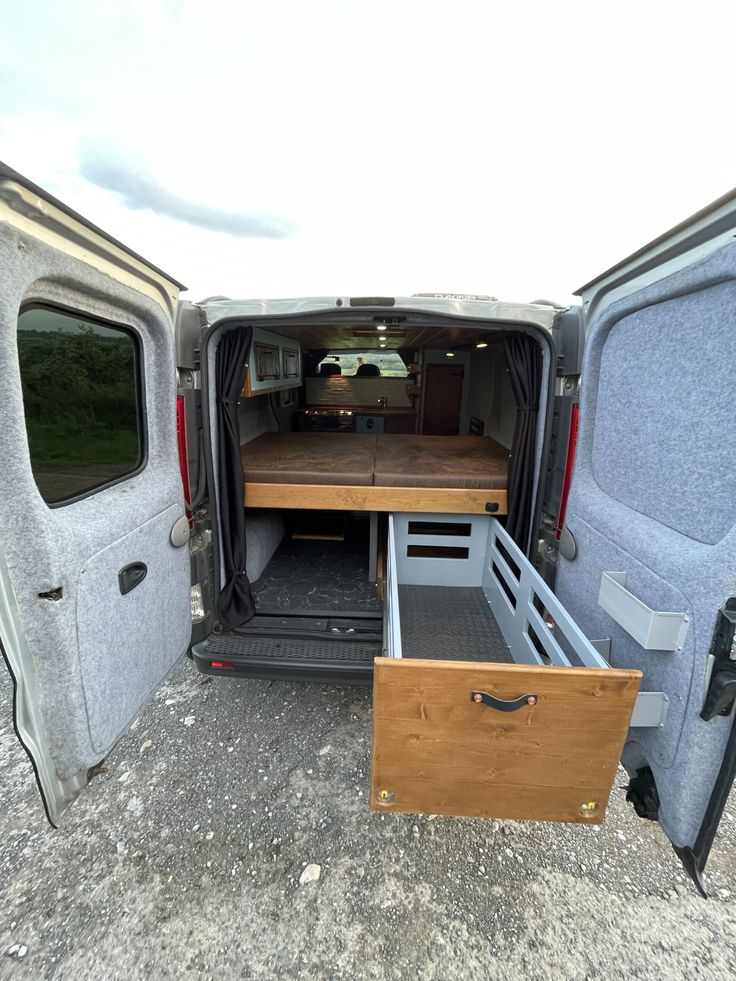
[38,587,63,601]
[118,562,147,595]
[701,671,736,721]
[701,601,736,721]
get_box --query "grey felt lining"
[244,510,285,583]
[0,224,191,780]
[556,240,736,849]
[591,282,736,545]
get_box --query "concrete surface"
[1,658,735,980]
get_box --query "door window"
[17,305,144,505]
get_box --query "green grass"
[26,421,140,470]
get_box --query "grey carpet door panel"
[591,281,736,545]
[556,240,736,852]
[76,503,191,754]
[0,218,191,809]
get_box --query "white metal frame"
[385,514,669,728]
[385,515,403,659]
[483,520,610,669]
[598,571,689,652]
[392,512,489,587]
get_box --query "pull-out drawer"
[371,515,645,825]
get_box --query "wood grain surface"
[371,659,641,823]
[244,482,507,514]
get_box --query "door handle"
[118,562,147,595]
[470,690,538,712]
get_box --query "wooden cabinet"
[383,413,416,434]
[242,328,301,397]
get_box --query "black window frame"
[17,301,148,509]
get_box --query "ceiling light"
[446,351,455,357]
[376,325,387,331]
[476,341,488,349]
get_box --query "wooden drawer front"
[371,658,640,824]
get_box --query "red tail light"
[556,403,579,539]
[176,395,193,526]
[210,660,234,670]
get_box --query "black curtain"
[397,348,416,371]
[216,325,256,630]
[303,348,330,377]
[504,333,542,549]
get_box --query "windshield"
[316,350,407,378]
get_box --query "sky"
[1,0,735,306]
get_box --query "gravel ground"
[1,658,735,980]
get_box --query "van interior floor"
[398,585,511,663]
[253,536,381,614]
[194,527,514,680]
[192,526,383,682]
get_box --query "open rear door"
[0,164,192,823]
[556,189,736,894]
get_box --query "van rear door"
[555,188,736,893]
[0,163,192,824]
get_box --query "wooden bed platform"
[241,433,509,514]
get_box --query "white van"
[1,162,734,897]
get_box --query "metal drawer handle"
[470,690,538,712]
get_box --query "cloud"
[80,151,293,239]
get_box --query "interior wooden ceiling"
[260,322,508,351]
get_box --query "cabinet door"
[255,343,281,381]
[282,346,300,379]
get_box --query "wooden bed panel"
[244,482,507,514]
[241,432,510,512]
[370,659,640,823]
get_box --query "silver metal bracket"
[598,572,690,651]
[631,691,669,728]
[590,638,611,660]
[177,368,201,390]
